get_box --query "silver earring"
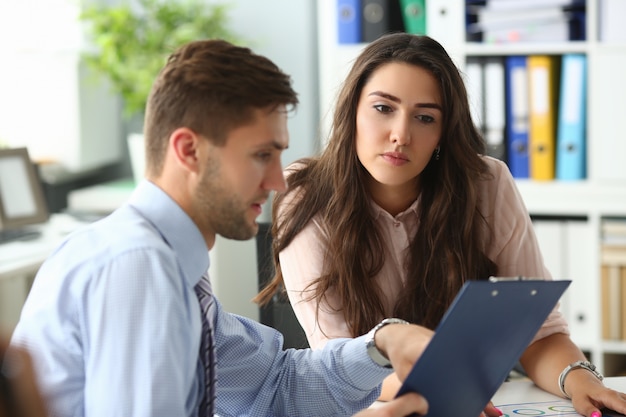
[435,146,440,161]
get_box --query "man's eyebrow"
[367,91,442,111]
[259,140,288,151]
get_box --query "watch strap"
[365,318,409,368]
[558,360,603,399]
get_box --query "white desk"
[370,377,626,415]
[493,377,626,415]
[0,214,89,332]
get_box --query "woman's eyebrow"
[368,91,442,111]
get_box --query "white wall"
[0,0,123,172]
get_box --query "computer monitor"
[0,147,49,231]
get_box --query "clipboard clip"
[488,276,545,297]
[488,276,544,282]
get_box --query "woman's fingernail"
[495,407,503,416]
[591,411,601,417]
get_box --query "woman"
[256,33,626,417]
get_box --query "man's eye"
[257,152,272,161]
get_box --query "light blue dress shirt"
[11,181,391,417]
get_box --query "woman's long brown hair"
[255,33,497,336]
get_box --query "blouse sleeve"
[482,157,570,343]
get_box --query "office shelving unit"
[317,0,626,375]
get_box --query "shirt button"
[393,222,401,228]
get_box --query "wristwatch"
[558,360,604,399]
[365,318,410,368]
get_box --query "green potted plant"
[80,0,242,183]
[80,0,242,119]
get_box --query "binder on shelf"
[399,0,426,35]
[337,0,362,44]
[361,0,404,43]
[601,264,622,340]
[600,245,626,341]
[465,0,484,42]
[505,55,529,178]
[621,266,626,341]
[465,57,484,136]
[483,57,506,162]
[425,0,462,46]
[564,221,596,347]
[556,54,586,180]
[528,55,559,181]
[567,6,587,41]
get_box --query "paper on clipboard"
[496,400,626,417]
[396,277,570,417]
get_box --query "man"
[10,40,431,417]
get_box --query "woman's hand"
[521,333,626,417]
[569,378,626,417]
[481,400,503,417]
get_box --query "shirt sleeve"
[482,158,570,342]
[213,299,390,417]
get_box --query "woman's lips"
[382,152,409,166]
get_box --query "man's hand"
[1,337,48,417]
[353,392,428,417]
[374,323,434,381]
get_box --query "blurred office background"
[0,0,319,344]
[0,0,320,209]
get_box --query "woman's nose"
[390,117,411,146]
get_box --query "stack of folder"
[465,53,587,180]
[465,0,586,43]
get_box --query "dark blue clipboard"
[396,277,571,417]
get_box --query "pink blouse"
[278,156,569,349]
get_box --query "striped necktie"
[194,275,216,416]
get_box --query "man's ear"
[170,127,202,174]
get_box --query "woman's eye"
[417,114,435,123]
[373,104,392,113]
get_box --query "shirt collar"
[128,180,209,287]
[369,196,421,221]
